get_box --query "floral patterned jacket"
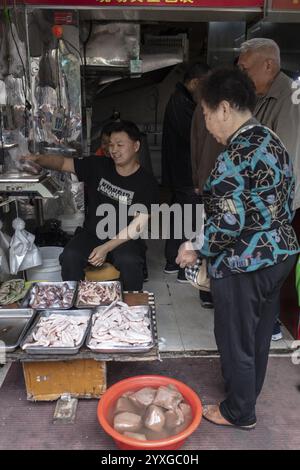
[200,122,300,279]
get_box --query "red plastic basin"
[97,375,202,450]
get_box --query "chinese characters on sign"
[271,0,300,9]
[22,0,264,7]
[96,0,195,3]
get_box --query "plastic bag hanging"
[38,49,58,90]
[9,218,42,274]
[7,22,26,79]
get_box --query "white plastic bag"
[9,218,42,274]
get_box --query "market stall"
[1,286,159,401]
[0,0,299,412]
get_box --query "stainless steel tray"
[86,304,155,353]
[21,281,77,310]
[75,280,123,308]
[20,309,92,355]
[0,309,36,353]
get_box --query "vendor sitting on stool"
[26,121,159,291]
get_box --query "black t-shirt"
[74,156,159,239]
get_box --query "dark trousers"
[211,255,297,426]
[60,229,146,291]
[165,188,200,265]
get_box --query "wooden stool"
[84,262,120,281]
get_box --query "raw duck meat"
[88,301,152,349]
[29,283,75,309]
[77,281,121,306]
[22,314,89,349]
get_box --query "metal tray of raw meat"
[75,280,123,308]
[21,281,78,310]
[20,309,92,355]
[86,303,156,353]
[0,309,36,353]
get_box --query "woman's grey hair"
[240,38,280,66]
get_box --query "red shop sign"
[271,0,300,9]
[22,0,264,8]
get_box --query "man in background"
[238,37,300,339]
[161,62,210,288]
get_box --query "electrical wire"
[82,21,93,67]
[55,45,62,109]
[60,37,84,66]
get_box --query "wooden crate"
[23,359,106,401]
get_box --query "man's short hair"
[100,121,114,141]
[184,62,211,83]
[240,38,280,65]
[107,120,141,142]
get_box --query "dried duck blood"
[128,387,157,410]
[144,405,166,433]
[114,397,139,415]
[113,412,142,433]
[172,403,193,435]
[165,406,185,430]
[179,402,192,419]
[152,385,183,410]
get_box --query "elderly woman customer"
[177,68,299,429]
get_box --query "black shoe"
[164,262,179,274]
[176,268,189,284]
[199,290,214,309]
[200,300,214,309]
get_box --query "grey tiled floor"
[145,239,295,355]
[0,364,10,388]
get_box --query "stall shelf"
[4,292,159,401]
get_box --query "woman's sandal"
[202,405,256,430]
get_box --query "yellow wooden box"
[23,359,106,401]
